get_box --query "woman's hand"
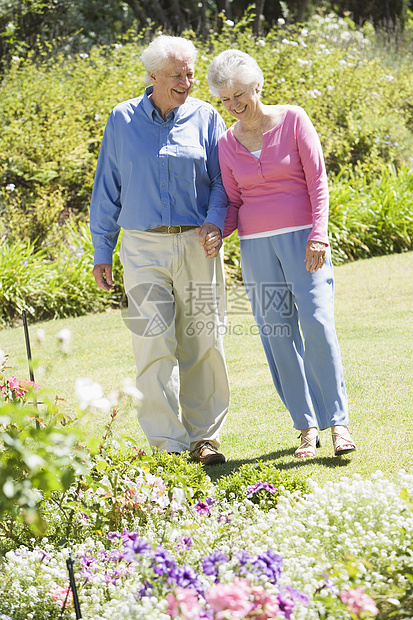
[197,223,223,258]
[305,241,328,272]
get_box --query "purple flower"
[39,550,52,564]
[121,528,140,542]
[108,549,123,563]
[108,531,121,542]
[218,512,230,524]
[80,552,97,569]
[253,550,283,584]
[123,537,152,563]
[138,579,153,598]
[234,549,254,576]
[80,567,94,583]
[152,545,177,577]
[195,496,216,516]
[246,481,277,498]
[104,569,119,585]
[284,586,310,606]
[202,550,229,582]
[175,564,205,595]
[320,576,339,597]
[235,549,253,565]
[177,536,193,551]
[276,591,296,619]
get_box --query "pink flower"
[49,584,73,608]
[4,375,40,402]
[249,586,280,619]
[8,375,20,389]
[19,379,40,391]
[206,578,255,620]
[340,588,379,617]
[167,586,201,619]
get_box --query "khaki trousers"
[120,229,229,453]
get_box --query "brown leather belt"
[146,225,198,234]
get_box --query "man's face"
[150,55,195,117]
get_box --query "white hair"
[140,35,198,76]
[207,49,264,97]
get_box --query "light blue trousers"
[240,229,349,431]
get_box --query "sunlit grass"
[1,252,412,486]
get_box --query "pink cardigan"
[219,105,329,245]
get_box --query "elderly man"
[90,36,229,464]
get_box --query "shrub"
[214,461,309,511]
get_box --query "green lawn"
[1,251,413,485]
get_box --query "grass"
[1,251,413,487]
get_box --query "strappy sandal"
[295,430,321,458]
[331,425,356,456]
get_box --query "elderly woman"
[207,50,356,457]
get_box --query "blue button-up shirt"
[90,86,228,265]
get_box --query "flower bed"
[1,464,413,619]
[1,355,413,619]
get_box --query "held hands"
[93,263,114,290]
[197,223,223,258]
[305,241,328,272]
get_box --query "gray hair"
[140,35,198,76]
[207,49,264,97]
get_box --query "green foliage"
[0,223,123,326]
[214,461,309,511]
[329,165,413,263]
[0,12,413,313]
[0,399,89,535]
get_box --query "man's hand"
[305,241,328,273]
[196,223,222,258]
[93,263,114,290]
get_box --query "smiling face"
[218,80,261,123]
[149,55,195,119]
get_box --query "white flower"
[256,39,266,47]
[36,328,45,345]
[297,58,310,66]
[0,349,7,366]
[225,19,234,27]
[6,183,15,191]
[122,378,143,404]
[56,328,71,354]
[75,378,111,413]
[278,18,285,25]
[79,52,89,59]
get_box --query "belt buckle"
[168,225,181,234]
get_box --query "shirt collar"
[142,85,183,123]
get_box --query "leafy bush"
[0,223,123,326]
[214,461,309,511]
[0,12,413,311]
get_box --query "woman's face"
[218,80,261,121]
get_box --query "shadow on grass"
[205,447,353,483]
